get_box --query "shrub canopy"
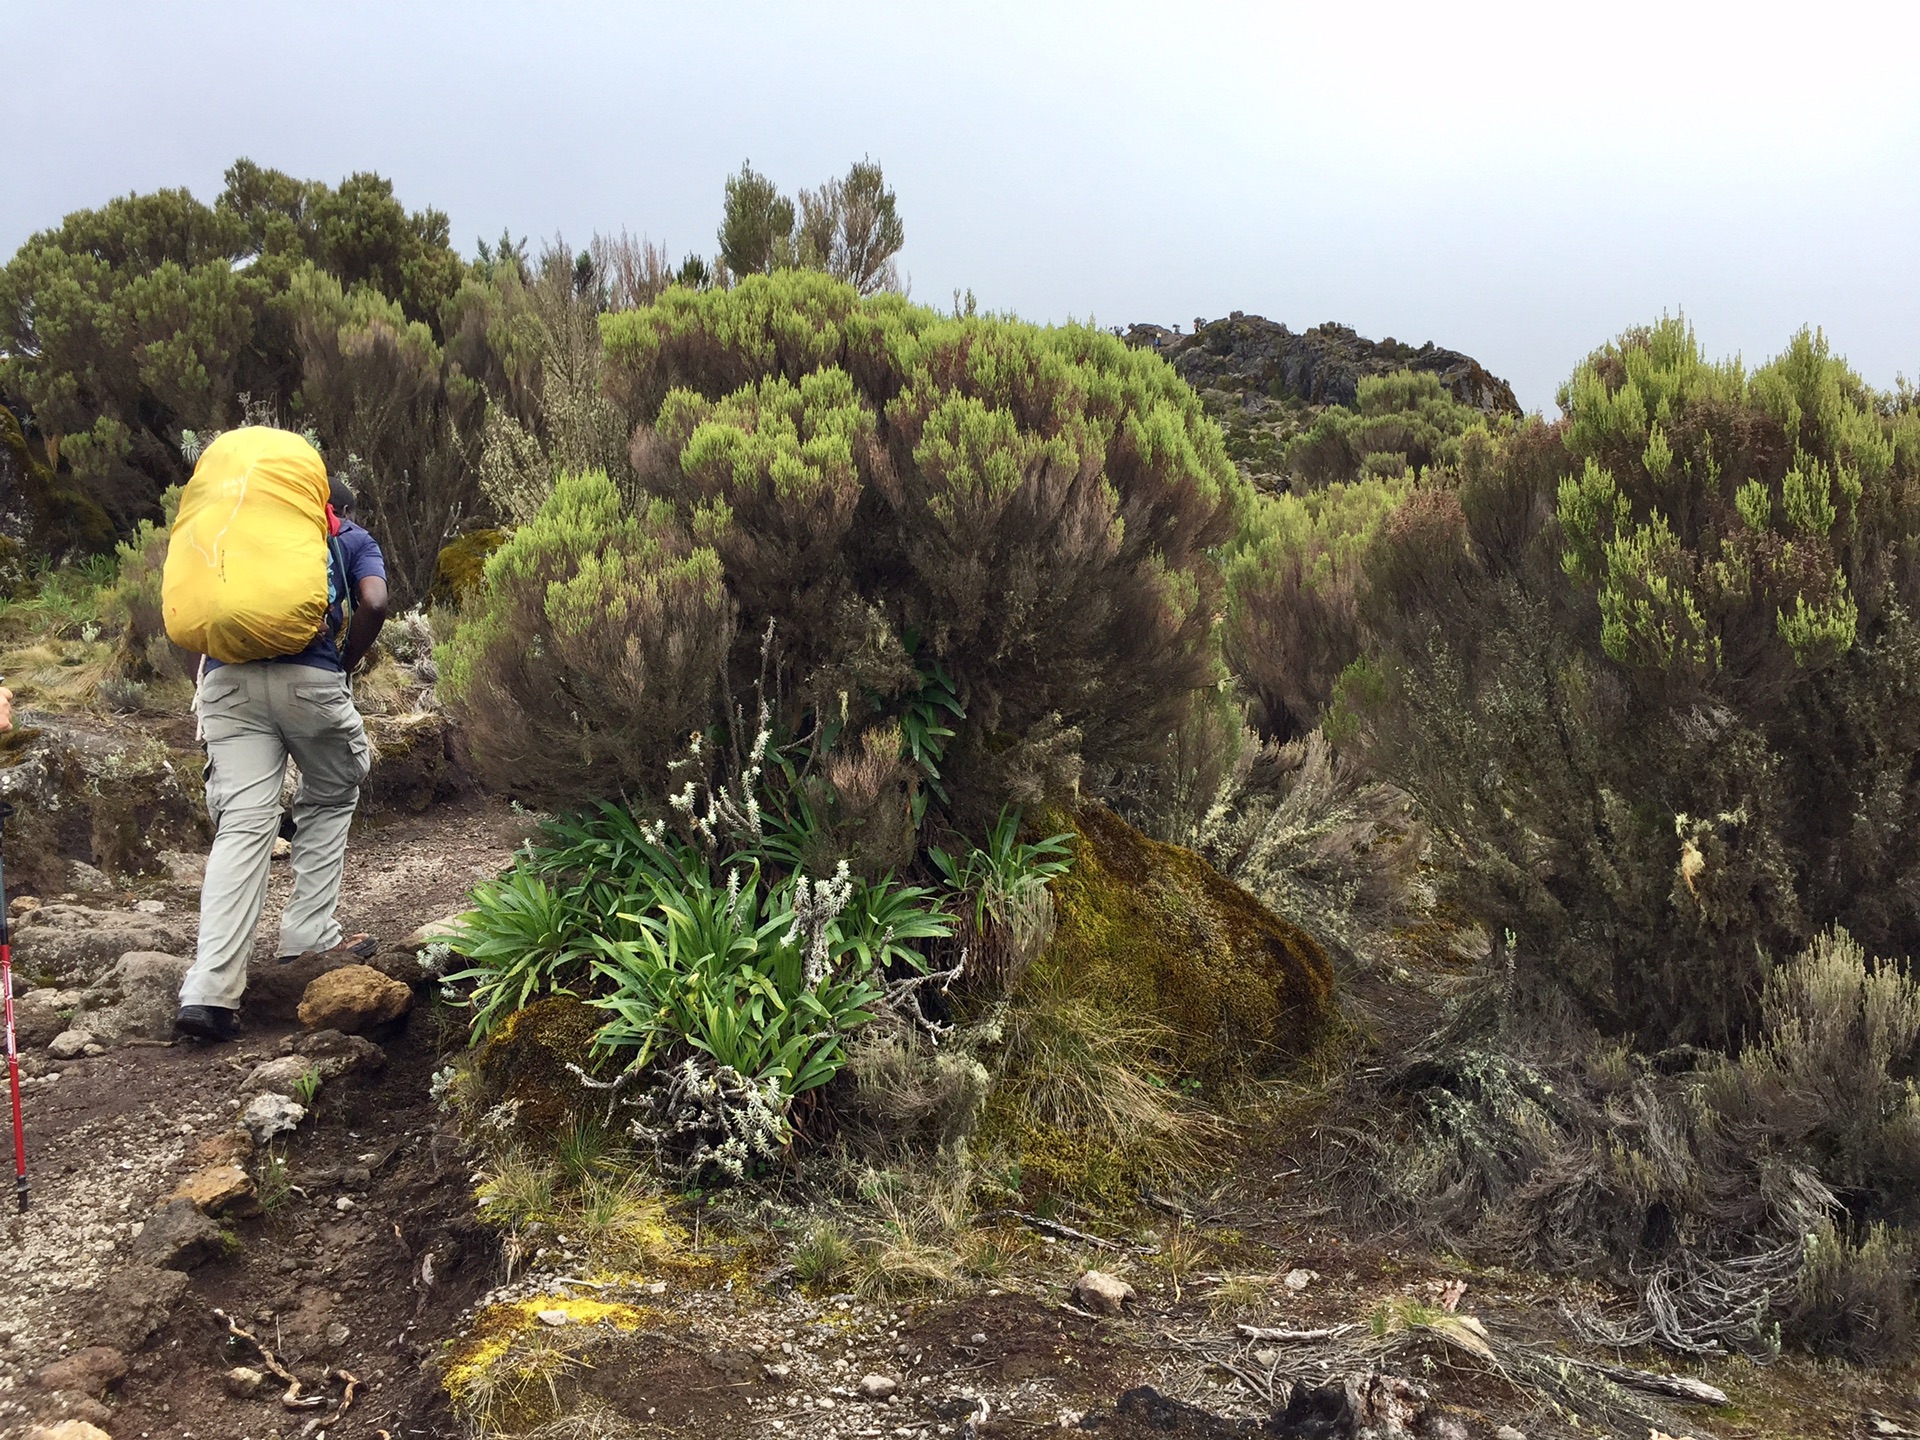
[1318,320,1920,1047]
[454,270,1246,817]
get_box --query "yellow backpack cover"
[162,427,331,664]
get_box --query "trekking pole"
[0,798,24,1211]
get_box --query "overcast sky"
[6,0,1917,411]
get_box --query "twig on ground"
[1566,1359,1729,1406]
[974,1208,1153,1253]
[1236,1323,1354,1342]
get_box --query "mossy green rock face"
[472,995,605,1143]
[1034,804,1334,1078]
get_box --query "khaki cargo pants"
[177,662,370,1011]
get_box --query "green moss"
[472,995,609,1146]
[430,527,506,607]
[975,1094,1149,1212]
[1032,803,1334,1080]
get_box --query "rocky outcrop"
[1126,314,1519,416]
[0,714,209,896]
[10,905,193,988]
[70,951,190,1042]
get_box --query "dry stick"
[973,1208,1152,1253]
[1568,1359,1729,1407]
[331,1367,361,1414]
[1236,1323,1355,1342]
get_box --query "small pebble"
[536,1310,569,1327]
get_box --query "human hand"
[0,684,12,732]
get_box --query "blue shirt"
[207,521,386,674]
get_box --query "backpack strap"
[328,534,354,644]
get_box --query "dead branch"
[1568,1359,1729,1406]
[973,1208,1153,1253]
[1236,1323,1355,1342]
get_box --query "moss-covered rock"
[430,528,506,608]
[471,996,608,1144]
[1032,803,1333,1079]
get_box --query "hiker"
[174,473,389,1041]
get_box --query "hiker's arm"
[342,575,389,675]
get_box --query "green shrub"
[595,268,1245,824]
[1280,369,1502,489]
[438,470,734,803]
[1328,320,1920,1047]
[1224,474,1410,739]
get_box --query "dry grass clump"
[1345,928,1920,1361]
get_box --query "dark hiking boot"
[174,1004,240,1042]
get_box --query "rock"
[10,905,193,987]
[25,1419,113,1440]
[131,1197,227,1270]
[271,835,292,860]
[296,964,412,1033]
[1494,1428,1527,1440]
[168,1163,258,1217]
[404,910,468,948]
[12,988,83,1048]
[89,1265,189,1349]
[1036,804,1333,1082]
[469,996,603,1143]
[8,894,41,917]
[1071,1270,1137,1316]
[131,898,165,914]
[34,1347,128,1397]
[187,1127,255,1168]
[238,1055,324,1097]
[298,1027,386,1073]
[858,1374,898,1400]
[156,849,207,888]
[1276,1373,1432,1439]
[536,1309,570,1327]
[47,1029,95,1059]
[225,1365,266,1398]
[240,1092,307,1144]
[71,951,191,1042]
[243,946,421,1022]
[1283,1268,1316,1292]
[66,860,111,892]
[365,710,457,812]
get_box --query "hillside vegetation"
[2,160,1917,1439]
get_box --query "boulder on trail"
[34,1346,128,1398]
[156,848,207,888]
[132,1197,228,1271]
[71,950,191,1042]
[9,905,192,987]
[240,1092,307,1144]
[244,945,421,1022]
[47,1029,95,1059]
[89,1265,190,1350]
[364,709,459,812]
[168,1163,259,1217]
[239,1031,381,1095]
[297,964,412,1033]
[12,987,83,1048]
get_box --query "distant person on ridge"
[175,475,389,1042]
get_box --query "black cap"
[329,476,355,514]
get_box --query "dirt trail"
[0,799,529,1438]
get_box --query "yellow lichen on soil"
[1031,803,1335,1079]
[443,1292,663,1431]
